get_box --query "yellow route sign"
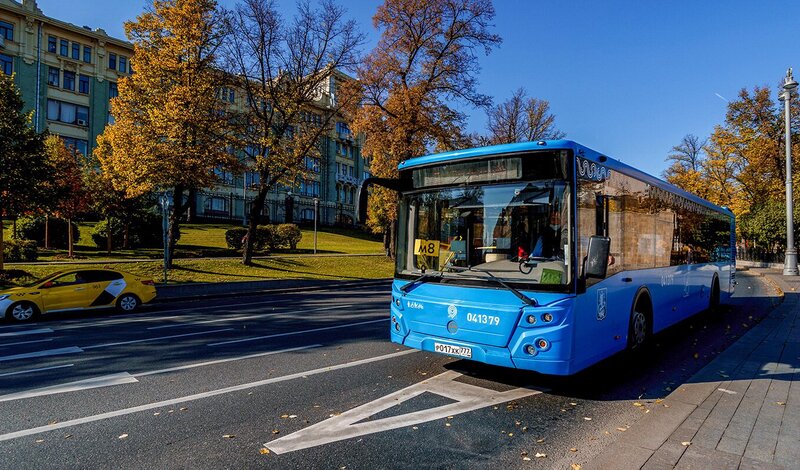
[414,239,440,257]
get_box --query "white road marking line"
[0,328,54,338]
[0,347,84,363]
[0,338,54,348]
[0,372,138,402]
[207,319,387,347]
[82,328,234,350]
[146,305,361,330]
[0,349,418,442]
[266,370,545,454]
[135,344,322,377]
[0,363,74,378]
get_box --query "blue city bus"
[359,140,735,375]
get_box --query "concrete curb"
[585,269,787,470]
[4,252,386,266]
[154,278,392,303]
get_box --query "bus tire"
[628,290,652,350]
[709,276,721,311]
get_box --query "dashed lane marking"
[0,363,74,378]
[0,349,417,442]
[0,338,54,348]
[0,328,54,338]
[206,319,387,346]
[0,347,83,363]
[82,328,234,350]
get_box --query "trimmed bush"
[15,217,79,249]
[276,224,302,249]
[3,239,38,262]
[225,228,249,250]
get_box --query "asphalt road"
[0,272,779,469]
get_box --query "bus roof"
[397,140,733,217]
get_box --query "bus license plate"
[434,343,472,358]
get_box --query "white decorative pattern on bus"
[576,156,611,181]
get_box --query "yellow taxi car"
[0,268,157,322]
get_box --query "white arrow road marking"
[0,349,417,442]
[0,347,83,362]
[0,328,54,338]
[265,370,545,454]
[0,372,138,402]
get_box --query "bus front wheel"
[628,292,652,350]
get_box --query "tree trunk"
[186,188,197,223]
[44,214,50,250]
[106,216,113,255]
[67,217,74,258]
[123,222,130,249]
[242,184,269,265]
[389,219,396,260]
[166,186,188,267]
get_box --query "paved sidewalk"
[587,269,800,469]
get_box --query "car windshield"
[396,180,572,289]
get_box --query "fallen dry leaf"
[259,448,270,455]
[536,438,545,443]
[776,402,786,406]
[570,447,578,452]
[153,412,161,416]
[569,402,577,406]
[412,426,418,430]
[118,434,128,439]
[179,407,188,411]
[271,430,280,435]
[64,434,73,439]
[508,433,514,437]
[681,441,691,446]
[280,414,289,419]
[223,434,235,439]
[633,402,643,407]
[583,417,592,421]
[616,427,627,432]
[520,451,528,456]
[35,439,44,443]
[571,464,582,470]
[445,423,451,427]
[48,420,58,425]
[535,452,547,458]
[521,426,528,432]
[522,457,531,461]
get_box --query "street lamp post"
[313,197,319,254]
[782,68,799,276]
[159,192,174,284]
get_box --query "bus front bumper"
[391,330,577,376]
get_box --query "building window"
[108,53,116,70]
[0,54,11,75]
[78,74,90,94]
[0,21,13,41]
[214,167,233,185]
[204,197,228,214]
[63,71,75,91]
[109,82,118,98]
[60,136,88,157]
[47,99,89,127]
[245,171,260,186]
[71,42,80,60]
[118,56,127,73]
[47,35,56,53]
[47,66,60,86]
[305,156,320,173]
[59,39,68,56]
[83,45,92,63]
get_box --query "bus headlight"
[526,315,536,324]
[535,338,550,351]
[542,313,553,323]
[525,344,537,356]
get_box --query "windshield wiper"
[399,271,442,293]
[447,266,536,306]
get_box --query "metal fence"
[736,248,785,264]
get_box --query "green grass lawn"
[2,220,384,261]
[3,255,393,286]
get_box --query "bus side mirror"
[356,177,405,225]
[584,236,611,279]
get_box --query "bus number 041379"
[467,313,500,326]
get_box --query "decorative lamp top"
[784,68,798,91]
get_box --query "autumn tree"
[485,88,565,144]
[0,73,50,270]
[343,0,501,253]
[43,136,91,258]
[223,0,363,265]
[96,0,239,265]
[663,134,708,199]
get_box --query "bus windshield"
[396,179,572,289]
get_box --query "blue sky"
[37,0,800,178]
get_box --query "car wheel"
[9,302,39,322]
[116,294,140,312]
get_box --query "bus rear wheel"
[709,277,721,311]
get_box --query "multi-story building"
[0,0,369,226]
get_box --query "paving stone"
[744,379,790,462]
[674,444,739,470]
[717,379,770,455]
[642,439,687,470]
[583,442,653,470]
[617,401,695,451]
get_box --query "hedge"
[90,214,164,249]
[225,224,302,251]
[15,217,79,249]
[3,239,38,262]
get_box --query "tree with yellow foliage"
[343,0,501,255]
[96,0,239,265]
